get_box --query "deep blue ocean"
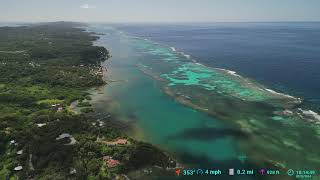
[115,22,320,107]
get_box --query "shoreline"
[132,39,320,171]
[0,22,181,179]
[83,33,181,177]
[87,25,320,176]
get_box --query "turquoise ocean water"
[88,25,320,180]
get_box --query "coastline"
[84,30,181,178]
[84,24,320,179]
[130,33,320,170]
[68,25,184,179]
[0,22,179,179]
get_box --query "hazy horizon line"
[1,20,320,24]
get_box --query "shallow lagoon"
[89,25,320,179]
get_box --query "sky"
[1,0,320,23]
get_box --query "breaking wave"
[137,34,303,105]
[297,108,320,123]
[168,46,192,60]
[179,52,191,59]
[265,88,300,101]
[216,68,242,78]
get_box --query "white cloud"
[80,4,96,9]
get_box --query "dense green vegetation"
[0,22,174,179]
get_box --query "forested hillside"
[0,22,174,179]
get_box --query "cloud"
[80,4,96,9]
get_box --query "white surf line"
[215,68,242,78]
[297,108,320,123]
[128,32,303,104]
[265,88,301,102]
[215,67,301,101]
[170,47,177,52]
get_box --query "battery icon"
[229,169,234,176]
